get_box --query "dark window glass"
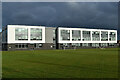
[82,31,91,41]
[72,30,81,41]
[101,31,108,41]
[109,32,116,41]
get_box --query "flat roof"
[5,25,117,31]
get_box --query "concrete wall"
[45,27,53,43]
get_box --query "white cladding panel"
[7,25,45,43]
[58,27,117,43]
[7,25,117,44]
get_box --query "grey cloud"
[2,0,120,2]
[0,2,2,31]
[2,2,118,30]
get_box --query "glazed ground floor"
[57,43,118,49]
[2,43,56,51]
[2,43,118,51]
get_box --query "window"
[82,43,89,47]
[82,31,91,41]
[30,28,42,40]
[60,30,70,41]
[109,43,115,47]
[53,44,56,48]
[15,44,28,48]
[15,28,28,40]
[101,43,108,47]
[109,32,116,41]
[15,45,18,48]
[63,43,69,47]
[72,30,81,41]
[92,43,99,47]
[72,43,81,47]
[22,44,24,48]
[34,43,42,48]
[92,31,100,41]
[101,31,108,41]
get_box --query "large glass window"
[101,31,108,41]
[15,28,28,40]
[63,43,69,47]
[34,43,42,48]
[92,43,99,47]
[60,30,70,41]
[72,43,81,47]
[82,43,89,47]
[92,31,100,41]
[30,28,42,40]
[101,43,108,47]
[109,32,116,41]
[15,44,28,48]
[82,31,91,41]
[109,43,115,47]
[72,30,81,41]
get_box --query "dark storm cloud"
[0,2,2,32]
[2,2,118,30]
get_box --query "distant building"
[2,25,117,51]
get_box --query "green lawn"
[2,48,118,78]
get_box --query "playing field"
[2,48,118,78]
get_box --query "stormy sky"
[2,2,118,31]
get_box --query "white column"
[108,31,110,42]
[91,31,92,41]
[70,29,72,42]
[28,28,30,42]
[100,31,101,42]
[115,31,117,42]
[43,27,45,43]
[58,28,60,43]
[81,30,83,41]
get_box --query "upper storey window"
[60,30,70,41]
[109,32,116,41]
[30,28,42,40]
[15,28,28,40]
[82,31,91,41]
[72,30,81,41]
[101,31,108,41]
[92,31,100,41]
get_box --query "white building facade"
[57,27,117,49]
[58,27,117,43]
[2,25,118,51]
[7,25,45,43]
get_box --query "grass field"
[2,48,118,78]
